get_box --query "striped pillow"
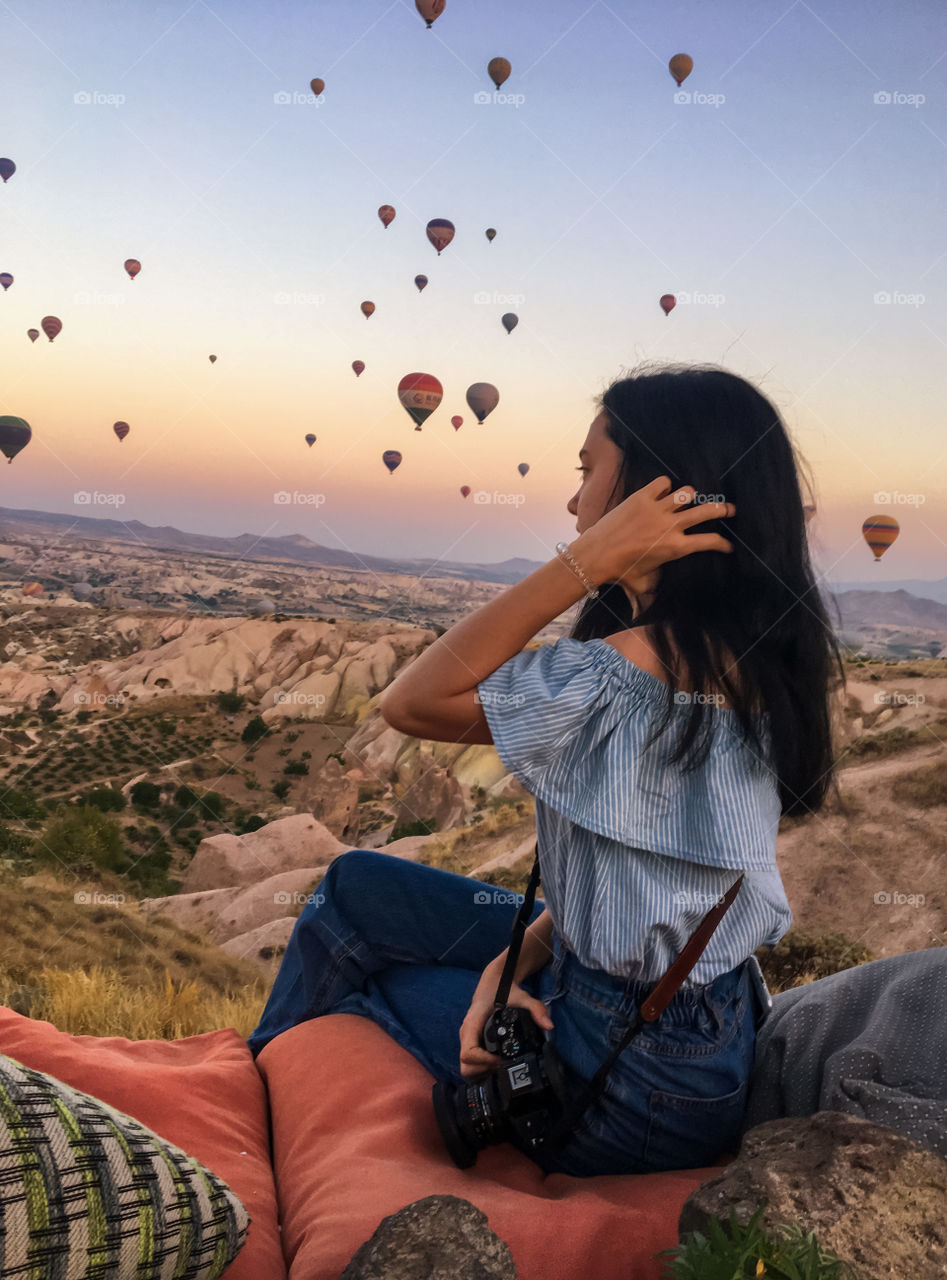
[0,1051,249,1279]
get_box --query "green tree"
[129,781,162,809]
[174,784,200,810]
[0,790,46,824]
[241,716,270,745]
[216,690,245,714]
[272,780,291,801]
[284,759,309,776]
[34,806,130,874]
[198,791,226,820]
[80,787,127,813]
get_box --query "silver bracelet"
[555,541,600,599]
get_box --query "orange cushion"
[0,1006,287,1280]
[258,1014,729,1280]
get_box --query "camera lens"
[431,1081,478,1168]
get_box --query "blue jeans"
[248,850,759,1178]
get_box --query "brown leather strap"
[638,872,745,1021]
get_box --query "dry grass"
[891,759,947,808]
[417,799,534,875]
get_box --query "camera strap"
[494,843,745,1157]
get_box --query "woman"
[247,363,844,1178]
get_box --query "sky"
[1,0,946,582]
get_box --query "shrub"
[216,690,245,714]
[387,819,437,843]
[237,814,266,834]
[80,788,127,813]
[0,823,30,860]
[891,760,947,808]
[283,760,309,776]
[129,781,162,810]
[272,780,291,801]
[0,790,45,824]
[326,751,345,767]
[198,791,226,820]
[242,716,270,745]
[75,710,92,725]
[34,806,130,875]
[174,784,200,809]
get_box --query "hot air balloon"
[0,273,12,291]
[488,57,511,89]
[41,316,62,342]
[352,360,365,377]
[113,421,130,442]
[0,417,31,464]
[361,301,375,319]
[124,259,141,280]
[485,228,497,242]
[72,582,94,602]
[466,382,499,424]
[669,54,693,86]
[660,294,676,317]
[382,450,403,474]
[862,515,900,562]
[415,0,445,28]
[0,159,15,183]
[310,77,325,96]
[414,275,428,292]
[209,354,217,363]
[426,218,455,255]
[22,582,43,597]
[378,205,396,229]
[517,463,529,478]
[305,433,316,447]
[451,415,463,431]
[27,329,39,343]
[460,485,471,498]
[397,372,443,429]
[501,312,518,335]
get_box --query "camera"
[432,1004,569,1168]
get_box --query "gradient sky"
[2,0,945,581]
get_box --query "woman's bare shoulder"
[602,629,751,711]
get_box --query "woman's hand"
[459,956,555,1080]
[572,476,735,594]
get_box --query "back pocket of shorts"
[643,1078,748,1172]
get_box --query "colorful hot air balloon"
[0,417,31,464]
[112,421,130,442]
[669,54,693,86]
[352,360,365,377]
[382,450,403,474]
[460,485,471,498]
[397,372,443,429]
[0,159,15,183]
[22,582,43,597]
[485,228,497,242]
[378,205,396,229]
[451,415,463,431]
[488,57,511,89]
[0,273,12,291]
[517,462,529,478]
[305,433,316,447]
[862,515,900,562]
[361,301,375,319]
[414,274,428,292]
[27,328,39,343]
[466,382,499,424]
[660,294,676,317]
[415,0,445,28]
[425,218,455,255]
[41,316,62,342]
[124,258,141,280]
[501,312,518,335]
[209,354,217,363]
[310,78,325,96]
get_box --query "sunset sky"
[2,0,945,582]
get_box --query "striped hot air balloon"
[124,259,141,280]
[0,273,13,291]
[27,329,39,343]
[414,275,428,292]
[352,360,365,377]
[397,372,443,429]
[378,205,396,229]
[41,316,62,342]
[425,218,455,255]
[382,450,402,474]
[22,582,43,597]
[862,514,900,562]
[660,294,676,316]
[113,421,130,442]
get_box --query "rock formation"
[340,1195,517,1279]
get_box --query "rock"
[182,814,346,892]
[393,763,466,833]
[220,917,296,976]
[679,1112,947,1280]
[142,866,330,943]
[295,758,360,840]
[340,1194,516,1279]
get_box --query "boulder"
[142,866,330,944]
[295,758,361,840]
[182,815,346,892]
[393,763,466,833]
[340,1194,516,1279]
[220,917,297,977]
[679,1112,947,1280]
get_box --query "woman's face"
[567,411,625,534]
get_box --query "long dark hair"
[571,363,845,817]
